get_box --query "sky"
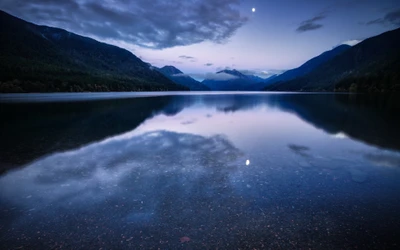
[1,0,400,80]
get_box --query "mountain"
[267,45,351,85]
[157,66,210,91]
[0,10,188,92]
[264,74,278,83]
[265,28,400,92]
[201,69,267,91]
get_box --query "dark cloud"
[204,63,213,66]
[366,9,400,26]
[296,14,326,32]
[0,0,248,49]
[366,18,384,25]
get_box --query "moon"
[252,8,256,13]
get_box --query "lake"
[1,92,400,249]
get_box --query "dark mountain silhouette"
[266,28,400,92]
[0,10,188,92]
[267,45,351,85]
[157,66,209,91]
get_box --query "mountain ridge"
[265,28,400,92]
[0,10,188,92]
[266,45,351,85]
[202,69,268,91]
[156,66,210,91]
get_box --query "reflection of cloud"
[181,119,197,125]
[0,131,243,211]
[288,144,311,157]
[179,55,195,60]
[365,153,400,168]
[349,168,368,183]
[332,132,348,139]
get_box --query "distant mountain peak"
[157,65,209,91]
[216,69,247,78]
[160,65,183,75]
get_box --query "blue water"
[0,93,400,249]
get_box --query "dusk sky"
[1,0,400,79]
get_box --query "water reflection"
[1,93,400,248]
[0,97,173,171]
[364,153,400,168]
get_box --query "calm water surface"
[1,92,400,249]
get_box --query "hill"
[266,28,400,92]
[0,10,188,92]
[157,66,209,91]
[267,45,350,85]
[202,69,266,91]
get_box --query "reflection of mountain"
[0,97,173,171]
[2,93,400,174]
[272,94,400,151]
[158,94,400,152]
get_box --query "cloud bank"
[0,0,248,49]
[205,72,239,81]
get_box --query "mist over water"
[1,93,400,249]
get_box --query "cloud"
[0,0,248,49]
[366,18,385,25]
[341,39,362,46]
[172,73,190,78]
[205,72,238,81]
[181,119,197,125]
[237,69,286,79]
[204,63,213,66]
[179,55,195,60]
[366,9,400,26]
[296,14,326,32]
